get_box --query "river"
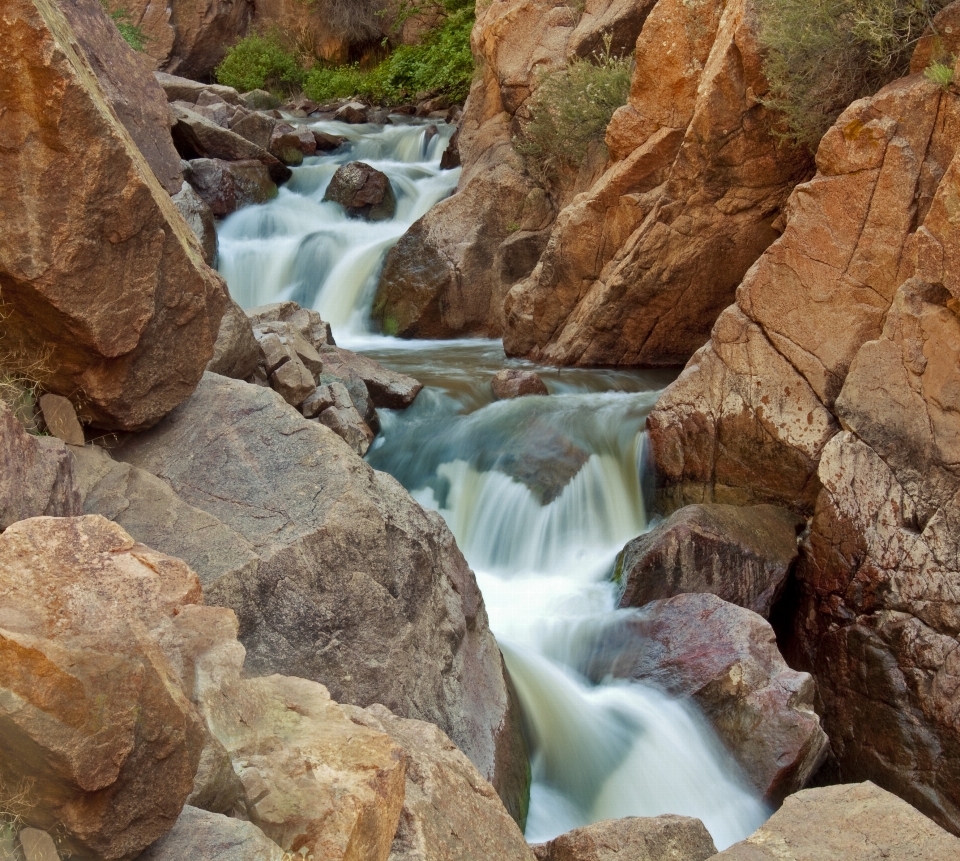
[217,117,769,850]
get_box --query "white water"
[217,119,769,850]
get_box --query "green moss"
[100,1,147,51]
[216,33,306,96]
[380,314,400,336]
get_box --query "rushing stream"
[218,118,770,849]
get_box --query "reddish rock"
[269,122,316,166]
[335,101,369,123]
[185,158,277,217]
[323,162,397,221]
[38,393,85,446]
[230,110,278,151]
[491,368,548,399]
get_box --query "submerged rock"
[324,161,398,221]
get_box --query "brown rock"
[314,130,347,151]
[138,807,284,861]
[910,1,960,73]
[318,344,422,409]
[240,89,281,111]
[247,301,335,348]
[184,734,247,816]
[268,122,307,166]
[709,782,960,861]
[154,72,243,107]
[37,393,85,446]
[335,101,369,123]
[270,355,316,406]
[595,594,828,804]
[18,829,59,861]
[185,158,278,217]
[316,381,375,456]
[58,0,182,194]
[491,368,548,399]
[616,504,804,618]
[440,126,461,169]
[206,298,260,380]
[0,516,206,860]
[324,161,398,221]
[532,815,717,861]
[171,181,218,265]
[253,0,350,66]
[0,0,228,431]
[230,110,277,151]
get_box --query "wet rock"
[595,594,828,805]
[106,373,530,822]
[230,110,278,151]
[324,161,398,221]
[710,782,960,860]
[491,369,548,399]
[492,421,590,505]
[37,393,84,446]
[240,89,281,111]
[440,126,461,169]
[0,516,206,860]
[319,344,423,409]
[185,158,277,217]
[532,815,717,861]
[172,181,218,265]
[345,704,535,861]
[206,298,259,380]
[154,72,244,107]
[0,0,228,431]
[335,101,369,123]
[617,504,804,618]
[138,807,283,861]
[59,0,183,194]
[314,130,347,151]
[268,122,316,165]
[316,381,375,456]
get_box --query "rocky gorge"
[2,0,960,860]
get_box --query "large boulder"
[0,516,206,860]
[590,594,828,805]
[709,782,960,860]
[324,162,398,221]
[532,815,717,861]
[154,72,244,107]
[503,0,812,366]
[185,158,278,217]
[138,807,284,861]
[0,402,80,530]
[89,373,529,823]
[0,0,228,431]
[616,504,804,618]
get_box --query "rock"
[532,815,717,861]
[709,782,960,860]
[316,381,376,456]
[189,96,234,128]
[591,594,828,805]
[171,181,218,265]
[17,829,59,861]
[314,130,347,151]
[206,298,260,380]
[154,72,243,107]
[230,110,278,151]
[440,126,461,169]
[1,402,81,531]
[185,158,278,217]
[106,373,530,823]
[503,0,812,366]
[240,89,281,111]
[270,354,316,406]
[910,1,960,73]
[37,393,85,446]
[184,734,247,816]
[59,0,182,194]
[492,420,590,505]
[491,369,548,399]
[647,71,960,511]
[616,504,804,618]
[268,123,308,165]
[324,162,398,221]
[0,516,206,860]
[335,101,369,123]
[137,807,284,861]
[344,704,536,861]
[0,0,228,431]
[318,344,423,409]
[247,301,335,348]
[254,324,324,376]
[171,103,290,184]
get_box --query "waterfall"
[216,117,770,850]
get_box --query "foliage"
[100,1,147,51]
[924,58,955,88]
[303,0,386,43]
[514,37,632,183]
[755,0,952,150]
[216,33,307,96]
[304,2,474,103]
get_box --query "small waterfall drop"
[216,120,770,850]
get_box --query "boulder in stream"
[492,369,549,400]
[185,158,277,217]
[324,161,398,221]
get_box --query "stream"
[218,117,770,850]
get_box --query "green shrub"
[100,1,147,51]
[924,58,955,89]
[514,39,632,183]
[216,33,306,95]
[755,0,952,150]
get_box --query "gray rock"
[172,181,218,265]
[319,344,422,409]
[186,735,247,817]
[269,355,315,406]
[107,373,530,822]
[186,158,277,217]
[708,782,960,861]
[532,815,717,861]
[155,72,244,106]
[17,829,59,861]
[38,393,84,446]
[207,298,259,380]
[314,130,346,151]
[137,807,284,861]
[230,110,277,151]
[335,101,369,123]
[617,504,804,618]
[247,302,335,347]
[491,369,548,399]
[269,122,308,166]
[323,161,397,221]
[316,381,374,456]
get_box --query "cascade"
[217,117,770,850]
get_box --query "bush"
[755,0,952,149]
[216,33,306,95]
[514,40,632,183]
[100,1,147,51]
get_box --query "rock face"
[324,162,398,221]
[0,402,81,530]
[616,504,803,618]
[0,516,206,860]
[709,782,960,860]
[596,595,828,804]
[372,0,660,339]
[138,807,285,861]
[491,369,549,400]
[344,704,536,861]
[0,0,228,431]
[532,815,717,861]
[96,373,528,823]
[503,0,812,365]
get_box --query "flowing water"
[218,118,770,850]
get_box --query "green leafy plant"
[514,35,632,183]
[924,58,955,89]
[216,32,307,96]
[100,1,147,51]
[755,0,952,149]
